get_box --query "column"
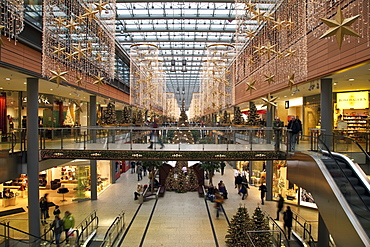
[265,160,273,201]
[26,78,40,241]
[90,160,97,200]
[266,105,275,144]
[89,96,97,143]
[320,78,333,149]
[318,213,330,246]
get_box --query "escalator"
[287,151,370,247]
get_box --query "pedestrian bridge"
[14,126,291,161]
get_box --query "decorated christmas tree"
[251,206,272,246]
[136,110,143,125]
[122,106,131,124]
[247,102,259,126]
[102,102,117,125]
[164,161,198,193]
[233,107,243,125]
[225,205,253,247]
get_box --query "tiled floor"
[0,161,318,247]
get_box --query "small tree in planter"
[199,161,220,185]
[247,102,260,126]
[233,107,244,125]
[121,106,131,125]
[142,160,163,193]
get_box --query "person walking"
[53,205,61,217]
[272,117,284,151]
[136,163,143,181]
[147,121,165,149]
[130,161,136,174]
[49,215,64,247]
[235,174,243,192]
[214,192,224,218]
[220,161,226,175]
[275,194,284,220]
[240,181,249,200]
[287,116,302,152]
[40,196,48,225]
[218,180,228,199]
[63,211,75,246]
[295,116,302,144]
[283,206,293,240]
[259,183,267,205]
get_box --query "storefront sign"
[337,91,369,109]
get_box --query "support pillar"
[26,78,40,243]
[320,78,333,149]
[266,105,275,144]
[89,96,97,143]
[265,160,273,201]
[90,160,97,200]
[318,213,330,246]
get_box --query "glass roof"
[115,0,279,110]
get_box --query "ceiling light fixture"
[181,59,187,72]
[348,78,355,81]
[170,59,176,72]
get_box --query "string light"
[0,0,24,43]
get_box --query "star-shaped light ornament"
[244,0,256,13]
[73,101,83,113]
[248,55,255,65]
[288,73,295,90]
[251,7,266,25]
[253,45,265,56]
[264,72,275,85]
[285,18,295,30]
[49,67,68,87]
[319,6,361,49]
[95,52,103,62]
[264,41,277,59]
[94,0,109,15]
[53,16,66,28]
[272,17,286,32]
[83,5,99,22]
[75,75,83,86]
[73,43,87,61]
[245,29,256,39]
[65,51,76,61]
[75,14,86,25]
[65,17,78,32]
[93,72,105,87]
[52,44,66,57]
[0,25,5,46]
[285,47,296,59]
[263,12,274,23]
[261,93,278,107]
[245,80,256,95]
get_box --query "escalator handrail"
[326,133,370,162]
[0,221,53,243]
[314,134,370,213]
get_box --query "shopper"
[53,205,61,217]
[130,161,136,174]
[220,161,226,175]
[63,211,75,245]
[147,121,164,149]
[134,183,143,200]
[240,181,249,200]
[40,197,48,225]
[275,194,284,220]
[272,117,284,151]
[283,206,293,240]
[218,180,228,199]
[235,174,243,192]
[49,215,64,247]
[214,192,224,218]
[259,183,267,205]
[287,116,302,152]
[136,163,143,181]
[296,116,302,144]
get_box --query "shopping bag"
[68,228,75,237]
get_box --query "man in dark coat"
[259,183,267,205]
[275,194,284,220]
[287,116,302,152]
[283,206,293,240]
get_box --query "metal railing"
[100,211,125,247]
[75,210,99,246]
[291,210,318,246]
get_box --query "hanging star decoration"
[75,14,86,26]
[248,55,255,65]
[73,101,83,113]
[94,0,109,15]
[272,17,286,32]
[251,7,266,25]
[245,29,256,39]
[0,25,5,46]
[65,51,76,61]
[288,73,295,90]
[53,16,66,28]
[65,17,78,32]
[72,43,87,61]
[264,41,277,59]
[263,12,274,24]
[261,93,278,107]
[285,47,296,59]
[275,51,284,59]
[264,72,275,85]
[95,52,103,62]
[244,0,256,13]
[245,80,256,95]
[93,72,105,87]
[285,17,295,30]
[87,41,93,54]
[52,44,66,58]
[319,6,361,49]
[253,45,265,56]
[75,75,83,86]
[83,5,99,22]
[49,67,68,87]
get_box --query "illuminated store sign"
[337,91,368,109]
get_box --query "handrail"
[328,133,370,161]
[75,210,99,246]
[101,211,125,247]
[290,210,317,246]
[262,211,290,247]
[202,185,219,247]
[0,221,54,244]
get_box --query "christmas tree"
[102,103,117,125]
[251,206,272,246]
[247,102,259,126]
[136,110,143,125]
[233,107,243,125]
[225,205,253,247]
[164,161,198,193]
[122,106,131,124]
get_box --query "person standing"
[214,192,224,218]
[40,196,48,225]
[296,116,302,144]
[272,117,284,151]
[235,174,243,192]
[53,205,61,217]
[283,206,293,240]
[259,183,267,205]
[240,181,249,200]
[130,161,136,174]
[220,161,226,175]
[63,211,75,246]
[49,215,64,247]
[218,180,228,199]
[134,183,143,200]
[287,116,302,152]
[136,163,143,181]
[275,194,284,220]
[147,121,165,149]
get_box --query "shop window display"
[250,161,266,186]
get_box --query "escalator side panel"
[287,152,369,247]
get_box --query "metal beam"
[116,27,236,32]
[116,14,235,20]
[117,0,234,2]
[116,37,234,42]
